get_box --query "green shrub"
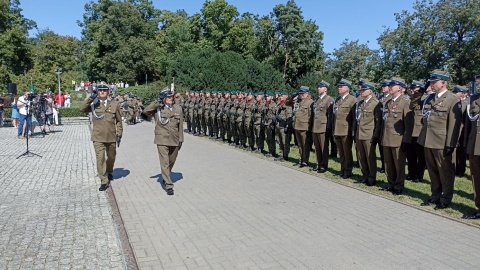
[3,108,12,118]
[58,108,88,117]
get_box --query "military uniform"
[464,87,480,219]
[234,97,246,147]
[453,86,468,177]
[293,86,314,167]
[79,86,123,190]
[407,82,428,182]
[332,79,357,178]
[381,79,414,194]
[252,94,266,153]
[414,71,462,208]
[264,93,277,157]
[354,82,382,185]
[243,96,256,150]
[197,94,206,136]
[312,88,334,172]
[275,94,294,161]
[144,91,184,194]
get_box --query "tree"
[200,0,239,51]
[0,0,36,90]
[79,0,159,83]
[222,13,256,57]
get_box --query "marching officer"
[406,80,427,182]
[354,81,382,186]
[293,86,314,167]
[311,81,334,173]
[332,79,357,178]
[463,74,480,219]
[413,70,462,209]
[380,78,414,195]
[144,89,184,196]
[79,84,123,191]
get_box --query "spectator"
[55,92,65,108]
[11,96,19,128]
[16,91,31,138]
[64,92,71,108]
[45,91,56,133]
[0,96,4,127]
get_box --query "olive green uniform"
[407,93,428,181]
[79,98,123,185]
[332,94,357,177]
[144,101,184,189]
[275,99,294,160]
[293,97,314,165]
[252,100,266,152]
[413,90,462,204]
[465,94,480,212]
[312,94,334,171]
[243,99,255,150]
[264,100,278,156]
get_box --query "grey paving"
[113,122,480,270]
[0,126,123,269]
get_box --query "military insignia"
[436,102,443,109]
[458,103,462,109]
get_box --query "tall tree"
[200,0,239,51]
[79,0,159,83]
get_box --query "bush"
[3,108,12,118]
[58,108,88,117]
[115,84,164,106]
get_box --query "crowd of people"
[173,71,480,219]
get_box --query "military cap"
[159,88,173,99]
[388,77,407,88]
[223,91,230,95]
[428,70,450,82]
[298,86,309,94]
[453,85,468,93]
[337,78,352,89]
[475,74,480,80]
[360,80,375,91]
[381,79,391,87]
[97,84,110,90]
[266,92,274,97]
[255,91,264,96]
[317,80,330,88]
[358,78,367,86]
[410,80,423,89]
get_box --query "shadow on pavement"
[150,172,183,190]
[113,168,131,180]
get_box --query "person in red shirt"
[55,92,65,108]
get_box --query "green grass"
[201,132,480,226]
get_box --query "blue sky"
[20,0,417,54]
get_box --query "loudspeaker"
[8,83,17,95]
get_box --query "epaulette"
[403,95,410,100]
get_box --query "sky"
[19,0,417,54]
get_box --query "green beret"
[280,91,289,96]
[255,91,264,96]
[337,79,352,89]
[428,70,450,82]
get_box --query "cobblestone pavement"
[113,122,480,270]
[0,126,124,269]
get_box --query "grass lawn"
[207,133,480,226]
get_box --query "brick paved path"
[112,122,480,270]
[0,126,123,269]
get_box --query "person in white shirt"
[64,92,71,108]
[16,91,32,138]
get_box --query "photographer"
[144,89,184,196]
[35,93,48,135]
[16,91,32,138]
[80,84,123,191]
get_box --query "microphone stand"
[17,102,42,159]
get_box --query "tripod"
[17,103,42,159]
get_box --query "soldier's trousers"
[221,118,229,141]
[455,145,466,176]
[201,115,207,134]
[254,124,264,151]
[334,135,353,176]
[244,121,254,149]
[357,139,377,182]
[265,125,276,155]
[406,137,426,180]
[93,141,116,185]
[469,155,480,209]
[312,132,329,170]
[276,126,291,158]
[157,144,179,190]
[186,113,192,132]
[295,129,310,164]
[236,121,245,146]
[424,147,455,204]
[194,114,201,134]
[378,143,385,170]
[383,146,406,191]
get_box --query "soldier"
[452,85,468,177]
[463,74,480,219]
[204,91,214,137]
[379,78,413,195]
[197,91,206,136]
[252,92,266,153]
[234,92,246,148]
[185,91,192,132]
[144,89,183,196]
[406,80,427,182]
[225,91,235,144]
[311,81,334,173]
[243,92,256,151]
[275,92,294,161]
[126,95,135,125]
[353,81,382,185]
[293,86,314,167]
[413,70,462,209]
[264,92,277,158]
[79,84,123,191]
[332,79,357,178]
[378,79,392,173]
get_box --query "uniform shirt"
[312,94,334,134]
[293,97,314,131]
[355,96,382,141]
[79,98,123,143]
[144,101,184,146]
[332,94,356,136]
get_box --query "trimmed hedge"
[1,108,87,118]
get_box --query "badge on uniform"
[458,103,462,109]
